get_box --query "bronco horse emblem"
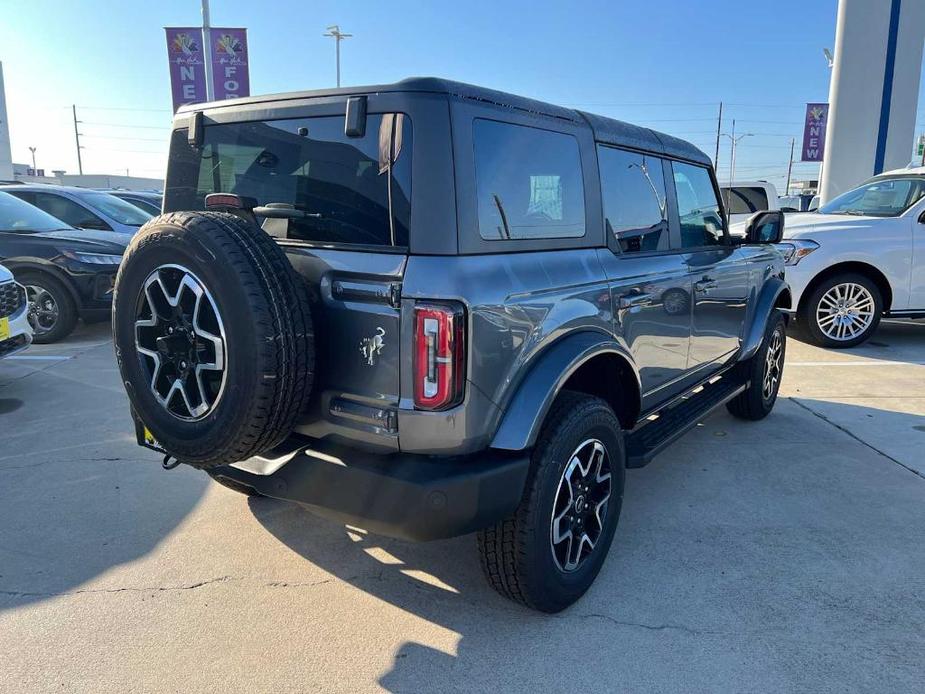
[359,327,386,366]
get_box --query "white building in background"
[0,62,14,180]
[821,0,925,203]
[11,163,162,191]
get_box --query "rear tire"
[477,391,626,613]
[726,310,786,421]
[113,212,315,469]
[18,271,78,344]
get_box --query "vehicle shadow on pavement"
[246,395,925,693]
[0,324,209,612]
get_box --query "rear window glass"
[473,119,585,240]
[721,186,769,215]
[165,114,412,247]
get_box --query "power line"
[77,105,171,113]
[81,121,170,130]
[81,134,167,142]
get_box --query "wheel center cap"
[575,494,587,514]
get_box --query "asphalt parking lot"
[1,320,923,693]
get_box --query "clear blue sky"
[2,0,923,189]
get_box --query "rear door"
[596,145,692,400]
[163,105,415,448]
[671,161,750,368]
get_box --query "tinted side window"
[721,186,769,214]
[473,119,585,240]
[598,146,668,253]
[672,162,725,248]
[32,193,110,230]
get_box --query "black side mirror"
[744,210,784,244]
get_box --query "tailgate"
[285,248,405,450]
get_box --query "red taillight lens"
[413,303,466,410]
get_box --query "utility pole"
[201,0,215,101]
[714,101,723,167]
[785,137,795,195]
[72,104,83,175]
[323,25,352,87]
[28,146,36,171]
[920,132,925,167]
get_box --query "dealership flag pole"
[201,0,215,101]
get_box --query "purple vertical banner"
[801,103,829,162]
[165,27,207,112]
[211,28,250,101]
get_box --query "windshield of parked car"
[80,191,153,226]
[819,176,925,217]
[0,191,74,232]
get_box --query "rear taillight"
[413,303,466,410]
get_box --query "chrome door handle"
[618,291,654,309]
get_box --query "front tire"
[477,391,626,613]
[799,273,881,348]
[19,271,78,344]
[726,310,786,421]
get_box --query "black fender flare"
[490,331,640,451]
[739,277,791,361]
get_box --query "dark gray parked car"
[112,78,790,612]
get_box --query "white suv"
[778,167,925,347]
[0,263,33,358]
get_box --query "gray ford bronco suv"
[113,78,790,612]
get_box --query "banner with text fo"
[165,27,207,112]
[801,103,829,162]
[210,28,250,101]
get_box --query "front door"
[670,160,748,369]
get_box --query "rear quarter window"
[473,119,585,240]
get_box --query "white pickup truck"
[720,181,780,226]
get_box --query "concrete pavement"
[0,320,923,693]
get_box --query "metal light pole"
[323,25,352,87]
[720,120,752,207]
[201,0,215,101]
[721,120,753,186]
[28,146,36,171]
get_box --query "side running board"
[625,374,748,468]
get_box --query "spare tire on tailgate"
[113,211,315,469]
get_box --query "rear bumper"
[211,437,531,542]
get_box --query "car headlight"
[62,251,124,265]
[775,239,819,266]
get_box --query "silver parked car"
[0,184,152,235]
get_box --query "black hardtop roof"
[180,77,711,166]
